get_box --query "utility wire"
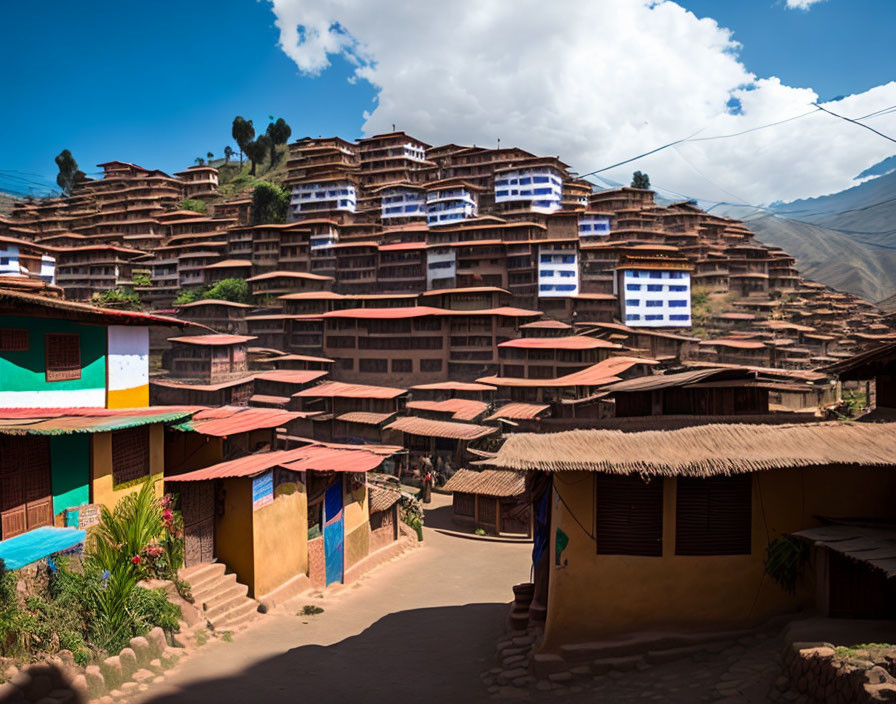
[812,102,896,144]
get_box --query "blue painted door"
[323,481,344,586]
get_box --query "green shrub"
[764,535,809,595]
[180,198,207,213]
[174,287,206,305]
[204,278,251,304]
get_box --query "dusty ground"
[131,494,786,703]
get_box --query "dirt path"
[132,494,533,704]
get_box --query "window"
[112,427,150,486]
[626,284,641,291]
[420,359,442,372]
[625,314,641,321]
[675,475,752,555]
[359,358,388,374]
[45,334,80,382]
[647,284,663,292]
[670,272,684,279]
[0,329,28,352]
[627,299,640,307]
[669,285,688,292]
[645,300,663,307]
[391,359,412,373]
[669,314,690,321]
[596,474,663,556]
[338,358,354,370]
[668,300,688,308]
[645,314,664,321]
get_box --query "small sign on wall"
[252,471,274,510]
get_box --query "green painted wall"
[50,435,91,517]
[0,316,106,392]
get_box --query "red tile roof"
[253,370,329,385]
[179,406,300,436]
[201,259,252,270]
[406,399,489,422]
[478,356,656,388]
[246,271,334,282]
[498,336,621,350]
[385,416,497,440]
[168,334,257,346]
[336,411,396,426]
[294,381,407,399]
[409,381,497,392]
[699,339,767,350]
[177,299,252,309]
[419,286,510,297]
[485,403,551,421]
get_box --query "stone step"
[203,585,252,621]
[213,598,260,629]
[191,572,239,604]
[180,562,226,592]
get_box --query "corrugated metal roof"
[279,445,389,473]
[149,377,254,391]
[0,407,194,436]
[406,399,489,421]
[603,368,754,393]
[385,416,497,440]
[177,299,252,309]
[336,411,396,426]
[419,286,510,296]
[485,403,551,421]
[168,334,257,346]
[442,468,526,497]
[793,525,896,578]
[477,356,654,389]
[246,270,334,282]
[410,381,496,392]
[174,407,300,437]
[295,381,407,399]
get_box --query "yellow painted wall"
[343,475,371,568]
[91,424,165,509]
[106,384,149,409]
[251,474,308,598]
[542,465,896,651]
[215,478,255,591]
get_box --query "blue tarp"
[0,526,86,570]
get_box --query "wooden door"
[181,482,215,567]
[0,436,53,539]
[501,497,532,537]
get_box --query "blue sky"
[1,0,893,200]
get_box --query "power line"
[812,102,896,144]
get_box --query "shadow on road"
[421,501,458,532]
[145,602,510,704]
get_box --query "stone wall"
[783,642,896,703]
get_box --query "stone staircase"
[179,562,261,631]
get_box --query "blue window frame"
[647,284,663,292]
[645,300,663,307]
[556,284,576,291]
[625,314,641,321]
[645,314,664,321]
[668,300,688,308]
[670,271,685,279]
[626,284,640,291]
[539,284,554,292]
[669,314,690,321]
[668,285,687,292]
[627,299,640,307]
[559,270,575,277]
[540,269,554,277]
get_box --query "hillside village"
[1,132,896,702]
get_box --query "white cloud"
[267,0,896,205]
[785,0,826,10]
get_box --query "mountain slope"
[744,212,896,303]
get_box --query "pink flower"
[160,495,171,508]
[162,509,173,522]
[131,555,142,565]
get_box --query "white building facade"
[290,180,357,218]
[0,242,56,284]
[426,246,457,289]
[578,214,611,239]
[538,244,579,297]
[425,186,477,226]
[494,166,564,213]
[380,187,426,220]
[616,268,692,328]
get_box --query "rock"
[84,666,105,698]
[100,656,123,691]
[531,653,565,678]
[0,682,24,704]
[129,636,152,666]
[70,674,89,699]
[43,689,77,704]
[866,683,896,702]
[133,668,155,683]
[512,635,535,646]
[776,675,789,691]
[8,671,31,692]
[121,681,139,693]
[57,651,75,670]
[152,676,165,684]
[118,648,138,679]
[548,672,572,683]
[570,665,591,675]
[502,655,527,668]
[146,627,167,658]
[25,673,54,701]
[868,666,895,685]
[512,675,534,686]
[536,680,553,691]
[160,647,181,668]
[148,659,164,674]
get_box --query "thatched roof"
[821,342,896,380]
[478,422,896,477]
[368,487,402,513]
[442,468,526,497]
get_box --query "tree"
[244,135,270,176]
[251,182,289,225]
[204,278,250,304]
[223,146,235,164]
[180,198,207,213]
[631,171,651,190]
[206,151,214,163]
[232,116,255,166]
[194,156,205,166]
[265,118,292,164]
[55,149,85,196]
[173,288,204,305]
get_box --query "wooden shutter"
[0,329,28,352]
[454,492,475,517]
[596,474,663,556]
[111,427,150,485]
[675,474,752,555]
[45,333,81,381]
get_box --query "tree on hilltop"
[232,116,255,166]
[194,156,206,166]
[223,146,235,164]
[206,151,214,163]
[244,135,271,176]
[265,118,292,165]
[55,149,85,196]
[631,171,651,190]
[251,182,289,225]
